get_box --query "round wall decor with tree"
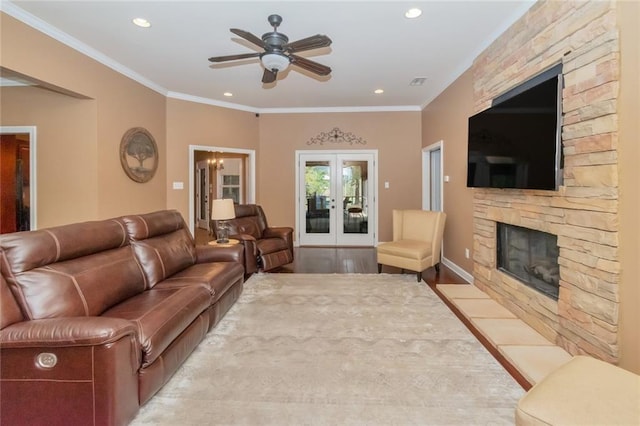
[120,127,158,183]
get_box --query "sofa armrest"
[0,317,138,348]
[229,234,258,274]
[196,243,244,265]
[0,317,140,426]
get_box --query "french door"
[297,151,376,246]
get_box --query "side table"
[207,238,240,248]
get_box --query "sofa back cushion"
[122,210,196,288]
[0,219,146,320]
[0,273,23,329]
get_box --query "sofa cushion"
[156,262,244,303]
[8,247,147,320]
[0,274,23,329]
[102,284,211,367]
[0,219,128,274]
[123,211,196,287]
[0,219,146,320]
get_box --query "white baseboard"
[441,256,474,284]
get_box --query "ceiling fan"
[208,14,332,84]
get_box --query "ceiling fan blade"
[230,28,265,49]
[289,54,332,76]
[262,68,277,84]
[285,34,332,53]
[208,52,261,63]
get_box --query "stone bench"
[515,355,640,425]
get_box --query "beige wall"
[421,69,475,273]
[257,112,422,242]
[165,98,259,222]
[1,86,98,227]
[617,0,640,374]
[1,12,167,224]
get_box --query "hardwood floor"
[281,247,467,288]
[195,228,466,286]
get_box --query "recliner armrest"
[263,227,294,259]
[263,226,293,239]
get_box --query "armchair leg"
[435,263,440,273]
[377,263,382,273]
[417,271,422,282]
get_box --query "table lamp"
[211,198,235,243]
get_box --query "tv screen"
[467,72,562,190]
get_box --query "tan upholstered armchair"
[376,209,447,282]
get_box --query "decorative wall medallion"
[307,127,367,146]
[120,127,158,183]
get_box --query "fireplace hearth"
[497,223,559,300]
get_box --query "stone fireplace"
[497,223,560,300]
[470,1,621,363]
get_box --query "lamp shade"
[211,199,235,220]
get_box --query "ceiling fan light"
[261,53,290,72]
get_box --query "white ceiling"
[3,1,535,112]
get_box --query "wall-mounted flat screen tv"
[467,64,563,190]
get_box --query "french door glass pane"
[305,161,331,234]
[342,160,368,234]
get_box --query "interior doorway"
[188,145,255,236]
[1,126,37,232]
[422,141,443,211]
[296,150,377,246]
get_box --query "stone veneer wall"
[471,0,620,363]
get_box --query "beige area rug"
[131,274,525,425]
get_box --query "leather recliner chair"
[212,204,294,273]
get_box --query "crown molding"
[3,1,428,115]
[166,92,260,114]
[420,0,535,110]
[1,1,168,96]
[258,105,422,114]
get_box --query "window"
[221,174,240,203]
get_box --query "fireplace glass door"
[497,223,560,300]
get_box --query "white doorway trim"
[188,145,255,236]
[422,140,444,211]
[1,126,37,230]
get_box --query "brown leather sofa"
[0,210,244,425]
[212,204,294,272]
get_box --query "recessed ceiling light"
[132,18,151,28]
[405,8,422,19]
[223,92,233,97]
[374,89,384,94]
